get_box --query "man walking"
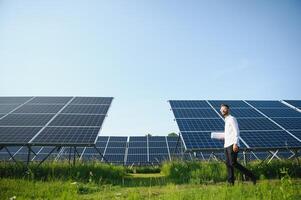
[220,104,256,185]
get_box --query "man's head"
[220,104,230,117]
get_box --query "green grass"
[0,160,300,199]
[1,178,300,199]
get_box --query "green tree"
[168,132,178,137]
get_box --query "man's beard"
[222,111,229,117]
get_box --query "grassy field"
[1,177,301,199]
[0,160,300,199]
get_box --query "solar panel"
[148,142,167,148]
[107,142,127,148]
[246,100,287,108]
[75,136,109,161]
[181,132,224,149]
[271,118,301,130]
[0,127,42,145]
[32,146,60,161]
[149,148,168,154]
[102,136,127,164]
[104,155,125,163]
[0,96,114,147]
[240,130,301,149]
[0,114,54,126]
[237,118,280,131]
[105,148,126,154]
[0,97,32,104]
[172,109,220,118]
[169,100,211,108]
[128,142,147,147]
[126,136,148,165]
[257,108,301,118]
[27,97,72,104]
[230,108,264,118]
[170,100,301,152]
[61,105,109,114]
[148,136,167,142]
[70,97,113,105]
[0,104,20,113]
[31,127,100,145]
[83,147,105,154]
[208,100,251,108]
[128,148,147,154]
[289,130,301,141]
[56,147,85,160]
[48,114,105,127]
[109,136,128,142]
[176,118,224,132]
[284,100,301,109]
[13,104,64,114]
[0,146,22,160]
[149,154,169,163]
[126,155,148,164]
[148,136,170,163]
[10,146,43,161]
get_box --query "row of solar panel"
[175,118,301,131]
[169,100,301,151]
[0,104,110,114]
[0,137,295,165]
[170,100,301,109]
[0,97,113,105]
[0,97,113,147]
[0,136,189,165]
[172,108,301,118]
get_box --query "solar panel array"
[169,100,301,151]
[0,136,190,165]
[1,97,300,165]
[0,96,113,146]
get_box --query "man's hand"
[233,144,239,153]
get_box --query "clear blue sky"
[0,0,300,136]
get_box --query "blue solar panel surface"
[0,96,112,146]
[170,100,301,151]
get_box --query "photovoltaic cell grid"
[245,100,301,148]
[149,136,170,164]
[284,100,301,109]
[125,136,177,165]
[81,136,178,165]
[0,96,113,146]
[26,135,177,165]
[169,100,301,151]
[127,136,148,164]
[81,136,109,161]
[169,100,227,150]
[103,136,127,164]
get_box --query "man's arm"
[231,118,240,152]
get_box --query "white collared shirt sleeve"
[230,117,240,145]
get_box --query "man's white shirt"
[224,115,240,148]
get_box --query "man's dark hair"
[221,104,230,109]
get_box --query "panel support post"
[37,146,58,167]
[73,146,76,166]
[4,146,21,166]
[173,134,181,155]
[93,145,108,163]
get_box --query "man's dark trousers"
[225,144,255,184]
